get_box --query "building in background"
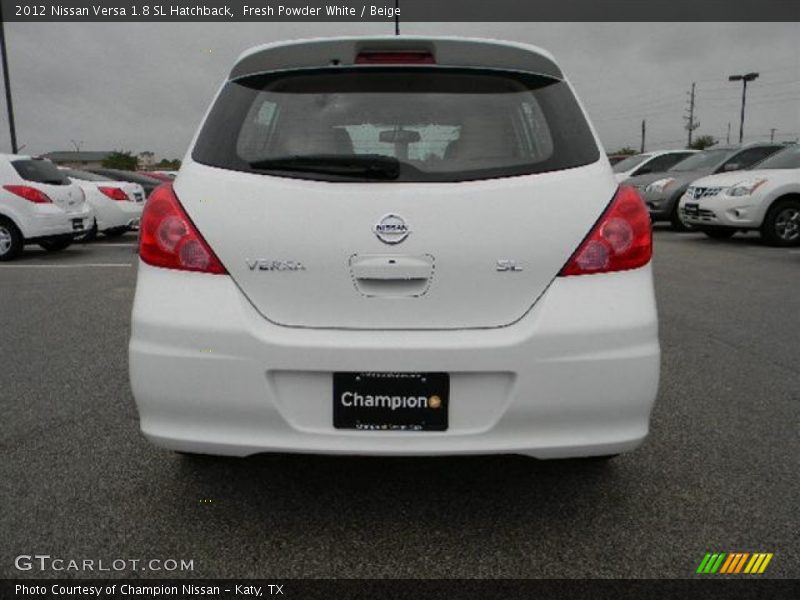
[138,151,156,170]
[41,151,114,169]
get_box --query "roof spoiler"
[229,37,563,81]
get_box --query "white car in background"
[0,154,92,260]
[679,145,800,245]
[59,168,145,240]
[612,149,697,183]
[129,36,660,460]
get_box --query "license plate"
[72,219,84,231]
[684,203,699,216]
[333,372,449,431]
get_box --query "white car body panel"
[0,154,92,240]
[678,168,800,228]
[177,159,615,330]
[71,179,145,231]
[129,37,660,458]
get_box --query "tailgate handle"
[349,254,435,298]
[350,254,433,281]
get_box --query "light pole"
[0,2,19,153]
[728,72,759,144]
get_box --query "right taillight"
[139,183,227,275]
[3,185,52,204]
[98,186,129,201]
[559,186,652,276]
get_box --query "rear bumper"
[93,200,143,232]
[129,262,660,458]
[20,204,92,240]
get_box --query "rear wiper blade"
[249,154,400,180]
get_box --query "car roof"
[230,36,563,81]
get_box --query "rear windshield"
[193,68,599,182]
[12,159,69,185]
[61,168,111,182]
[92,170,160,185]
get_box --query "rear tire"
[761,198,800,246]
[38,235,73,252]
[0,217,23,261]
[702,228,736,240]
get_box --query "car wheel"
[0,217,23,261]
[38,235,73,252]
[75,219,98,243]
[669,203,693,231]
[702,228,736,240]
[761,198,800,247]
[103,227,128,238]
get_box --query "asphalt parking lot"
[1,229,798,579]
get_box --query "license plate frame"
[333,372,449,432]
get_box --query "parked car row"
[0,155,162,260]
[2,139,797,262]
[623,142,798,245]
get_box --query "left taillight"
[98,186,129,201]
[559,185,652,276]
[3,185,52,204]
[139,183,227,275]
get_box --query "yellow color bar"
[744,554,761,574]
[758,553,773,574]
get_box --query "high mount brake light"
[355,51,436,65]
[98,186,129,201]
[139,183,227,275]
[559,186,652,276]
[3,185,52,204]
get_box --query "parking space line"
[84,243,138,247]
[0,263,132,269]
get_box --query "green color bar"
[706,554,720,573]
[710,553,726,573]
[697,553,712,573]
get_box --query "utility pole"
[0,3,19,153]
[394,0,399,35]
[726,122,731,144]
[640,119,646,153]
[769,128,777,143]
[684,82,699,148]
[729,72,759,144]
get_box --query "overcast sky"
[1,21,797,158]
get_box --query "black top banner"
[1,0,799,22]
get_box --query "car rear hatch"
[178,38,613,330]
[12,158,85,213]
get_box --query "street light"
[728,72,759,144]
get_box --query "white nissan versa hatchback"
[129,37,660,459]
